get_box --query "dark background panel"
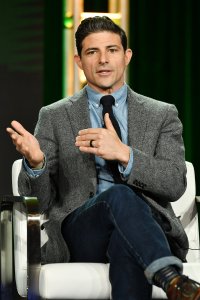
[0,0,44,195]
[1,0,200,195]
[0,0,63,195]
[129,0,200,193]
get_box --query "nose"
[99,51,108,64]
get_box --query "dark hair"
[75,16,128,56]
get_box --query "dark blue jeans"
[61,185,182,300]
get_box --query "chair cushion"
[39,263,111,299]
[38,262,200,299]
[15,260,200,299]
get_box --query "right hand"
[6,120,44,168]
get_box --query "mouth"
[96,69,112,76]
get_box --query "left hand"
[75,113,130,166]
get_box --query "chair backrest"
[171,161,196,222]
[12,159,22,196]
[170,162,199,262]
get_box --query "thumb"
[104,113,116,133]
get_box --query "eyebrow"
[84,45,120,53]
[85,47,98,52]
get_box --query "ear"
[125,49,133,66]
[74,54,83,70]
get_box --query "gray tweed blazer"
[18,86,188,264]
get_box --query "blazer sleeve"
[127,103,187,203]
[18,105,59,213]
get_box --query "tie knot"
[100,95,115,107]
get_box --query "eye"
[108,48,118,53]
[86,50,97,56]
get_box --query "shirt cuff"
[118,147,134,179]
[23,156,46,177]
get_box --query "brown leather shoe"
[167,275,200,300]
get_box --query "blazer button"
[89,192,94,198]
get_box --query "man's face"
[74,31,132,94]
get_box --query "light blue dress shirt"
[86,84,133,194]
[24,84,134,195]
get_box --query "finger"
[6,127,16,135]
[75,139,92,147]
[76,133,100,142]
[78,128,103,135]
[78,146,98,154]
[10,120,29,136]
[6,127,20,141]
[104,113,116,133]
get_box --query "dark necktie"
[100,95,122,183]
[100,95,122,140]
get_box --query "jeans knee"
[104,184,150,216]
[104,184,138,209]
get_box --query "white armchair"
[1,160,200,299]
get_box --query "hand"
[6,120,44,168]
[75,113,130,166]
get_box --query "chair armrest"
[195,197,200,243]
[0,197,13,297]
[0,196,41,299]
[196,196,200,215]
[196,196,200,203]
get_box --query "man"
[7,16,200,300]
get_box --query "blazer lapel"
[127,88,148,150]
[64,88,91,137]
[64,88,97,181]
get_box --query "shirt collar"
[86,84,128,108]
